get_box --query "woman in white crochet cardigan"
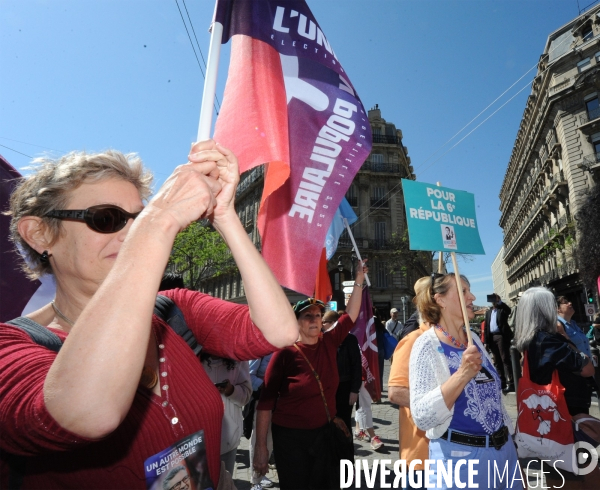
[409,274,521,490]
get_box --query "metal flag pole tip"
[197,3,223,142]
[343,218,371,287]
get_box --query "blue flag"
[324,197,357,260]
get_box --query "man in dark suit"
[484,293,514,392]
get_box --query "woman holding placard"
[409,273,520,489]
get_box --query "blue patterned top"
[441,342,503,435]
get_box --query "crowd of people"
[1,140,599,490]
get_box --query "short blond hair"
[8,150,153,279]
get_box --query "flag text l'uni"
[272,6,337,60]
[289,99,358,224]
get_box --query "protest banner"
[402,179,485,344]
[402,179,484,255]
[198,0,372,296]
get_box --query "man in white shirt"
[385,308,403,340]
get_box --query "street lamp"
[400,295,408,323]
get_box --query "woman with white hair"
[514,287,595,416]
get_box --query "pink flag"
[212,0,372,295]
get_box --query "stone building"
[329,105,427,320]
[499,6,600,321]
[491,246,510,303]
[201,105,429,319]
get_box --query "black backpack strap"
[3,318,62,488]
[154,295,202,356]
[5,317,63,353]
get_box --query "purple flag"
[0,156,43,322]
[213,0,372,295]
[350,286,381,401]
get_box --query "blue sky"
[0,0,588,303]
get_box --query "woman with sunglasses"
[409,273,520,490]
[252,262,366,490]
[0,141,298,489]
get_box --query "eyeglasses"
[168,475,190,490]
[45,205,141,234]
[430,273,445,297]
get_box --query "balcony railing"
[370,239,391,250]
[580,106,600,125]
[370,197,389,208]
[506,217,574,278]
[337,235,365,248]
[372,134,402,145]
[361,160,402,174]
[346,196,358,207]
[236,165,264,196]
[582,152,600,168]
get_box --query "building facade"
[200,105,429,319]
[329,105,427,320]
[499,6,600,321]
[491,246,510,303]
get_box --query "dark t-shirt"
[527,330,592,411]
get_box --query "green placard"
[401,179,485,255]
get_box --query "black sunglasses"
[45,205,141,234]
[430,272,445,297]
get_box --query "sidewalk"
[232,360,401,489]
[231,360,597,489]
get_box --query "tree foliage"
[167,221,237,290]
[387,229,474,278]
[386,229,432,278]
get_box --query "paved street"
[232,360,404,489]
[231,360,599,489]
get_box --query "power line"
[174,0,206,78]
[0,136,63,153]
[174,0,220,117]
[181,0,221,112]
[414,33,571,173]
[418,79,533,175]
[0,144,33,159]
[349,33,574,229]
[413,65,536,172]
[181,0,208,67]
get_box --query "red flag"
[350,286,381,401]
[212,0,372,295]
[314,248,332,303]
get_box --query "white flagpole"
[197,2,224,141]
[343,218,371,287]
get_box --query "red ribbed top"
[0,289,275,489]
[257,315,354,429]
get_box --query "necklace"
[434,324,467,349]
[51,301,75,327]
[141,329,159,390]
[140,366,159,390]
